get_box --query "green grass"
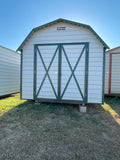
[0,94,26,116]
[104,96,120,114]
[0,94,120,160]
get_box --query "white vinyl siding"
[0,46,20,96]
[22,22,104,103]
[111,54,120,93]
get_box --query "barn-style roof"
[17,18,109,51]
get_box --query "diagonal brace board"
[61,45,86,100]
[36,46,59,98]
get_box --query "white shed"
[0,45,20,96]
[17,18,109,104]
[105,46,120,95]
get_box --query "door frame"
[109,52,120,95]
[34,42,89,103]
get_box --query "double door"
[34,43,88,102]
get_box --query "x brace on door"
[35,45,59,98]
[34,43,89,102]
[60,45,86,100]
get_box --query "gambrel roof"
[17,18,109,51]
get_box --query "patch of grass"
[0,94,120,160]
[104,97,120,114]
[105,96,120,105]
[0,94,26,116]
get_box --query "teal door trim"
[34,43,89,103]
[84,43,89,102]
[58,44,62,100]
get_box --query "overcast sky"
[0,0,120,50]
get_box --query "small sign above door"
[57,27,66,31]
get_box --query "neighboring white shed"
[17,18,109,104]
[105,46,120,95]
[0,45,20,96]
